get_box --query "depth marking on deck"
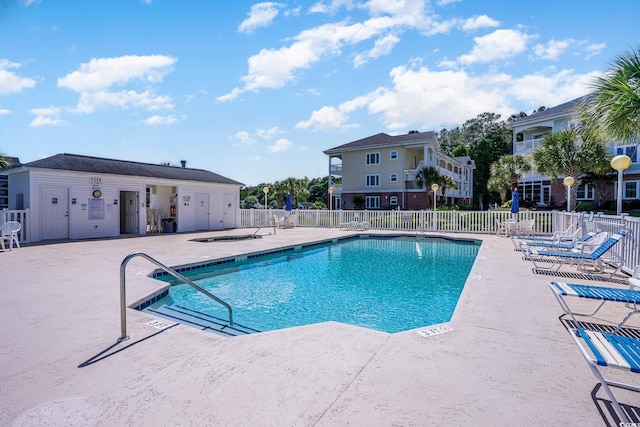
[418,325,454,337]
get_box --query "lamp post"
[611,155,632,216]
[431,183,439,230]
[262,186,269,216]
[563,176,575,212]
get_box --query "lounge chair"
[0,221,21,251]
[513,230,596,251]
[569,328,640,423]
[548,281,640,332]
[511,224,582,244]
[526,229,628,277]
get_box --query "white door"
[195,193,210,230]
[41,187,69,240]
[223,193,235,229]
[121,191,139,234]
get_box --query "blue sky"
[1,0,638,186]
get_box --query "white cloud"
[268,138,294,152]
[218,0,442,101]
[456,29,531,65]
[247,155,262,162]
[353,33,400,68]
[232,130,257,145]
[144,115,177,125]
[0,60,37,95]
[75,90,174,113]
[238,2,284,33]
[460,15,500,31]
[584,42,606,59]
[0,107,10,115]
[533,39,572,60]
[256,126,284,139]
[296,106,350,131]
[298,63,596,132]
[309,0,354,14]
[58,55,175,92]
[28,107,68,127]
[56,55,176,115]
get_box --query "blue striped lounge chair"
[569,328,640,423]
[548,281,640,332]
[513,230,595,251]
[526,229,628,277]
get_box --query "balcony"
[330,164,342,175]
[515,137,544,154]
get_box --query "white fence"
[242,209,557,235]
[1,209,28,244]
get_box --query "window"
[576,183,594,200]
[366,174,380,186]
[365,196,380,209]
[366,152,380,165]
[389,196,398,205]
[389,173,398,183]
[390,150,398,160]
[615,145,638,163]
[624,181,638,199]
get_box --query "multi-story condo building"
[323,131,475,210]
[506,95,639,208]
[0,157,21,210]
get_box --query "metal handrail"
[118,252,234,342]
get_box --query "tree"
[415,166,441,208]
[0,153,11,170]
[486,155,530,205]
[487,172,510,205]
[451,145,467,157]
[532,129,611,210]
[580,47,640,144]
[437,175,457,205]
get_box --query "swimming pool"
[147,235,480,334]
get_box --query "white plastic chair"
[0,221,21,251]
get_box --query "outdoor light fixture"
[611,154,632,216]
[262,186,269,210]
[563,176,575,212]
[431,183,439,230]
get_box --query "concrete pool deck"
[1,228,638,425]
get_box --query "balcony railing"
[515,137,544,154]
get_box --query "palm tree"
[579,47,640,144]
[532,129,611,210]
[437,175,457,205]
[415,166,440,208]
[0,153,11,170]
[487,167,511,205]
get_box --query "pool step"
[145,305,260,337]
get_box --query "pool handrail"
[118,252,234,342]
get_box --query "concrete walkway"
[0,228,637,426]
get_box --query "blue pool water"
[152,236,480,333]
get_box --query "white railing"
[515,137,544,154]
[1,209,29,243]
[241,209,556,235]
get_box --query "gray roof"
[10,153,243,186]
[324,131,436,154]
[507,94,593,128]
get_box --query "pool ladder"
[118,252,233,342]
